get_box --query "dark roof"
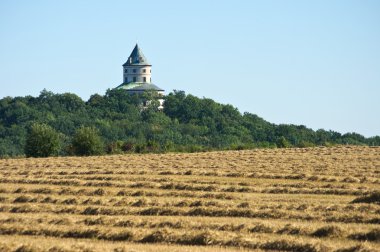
[116,82,164,92]
[122,44,151,66]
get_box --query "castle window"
[133,69,136,73]
[124,69,128,73]
[150,78,151,82]
[143,69,146,73]
[143,77,146,82]
[133,77,136,82]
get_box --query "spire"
[123,44,150,66]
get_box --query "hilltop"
[0,89,379,157]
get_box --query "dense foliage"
[70,126,104,156]
[0,89,378,157]
[25,123,60,157]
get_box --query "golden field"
[0,146,379,251]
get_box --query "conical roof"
[123,44,151,66]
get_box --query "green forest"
[0,89,379,157]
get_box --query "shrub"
[25,123,61,157]
[71,126,104,156]
[106,141,124,154]
[276,137,291,148]
[122,142,135,152]
[297,141,315,148]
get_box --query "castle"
[116,44,164,97]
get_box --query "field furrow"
[0,146,379,251]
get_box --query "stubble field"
[0,146,379,251]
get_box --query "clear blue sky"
[1,0,379,137]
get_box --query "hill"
[0,89,379,157]
[0,146,379,251]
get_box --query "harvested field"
[0,146,379,251]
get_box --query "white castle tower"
[116,44,164,96]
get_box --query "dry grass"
[0,146,379,251]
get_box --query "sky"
[0,0,379,137]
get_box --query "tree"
[276,136,291,148]
[71,126,104,156]
[25,123,60,157]
[0,89,379,158]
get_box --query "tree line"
[0,89,378,157]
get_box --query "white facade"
[123,65,152,83]
[116,44,165,109]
